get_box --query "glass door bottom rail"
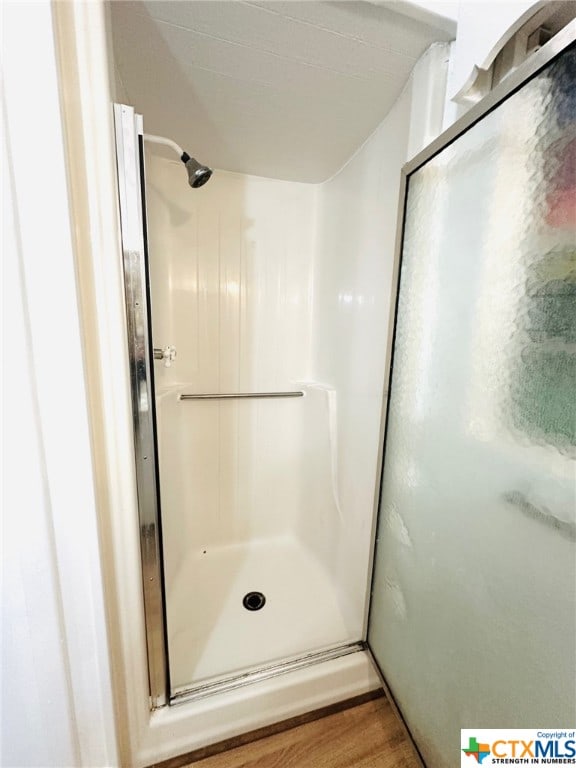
[170,642,365,705]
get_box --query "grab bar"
[179,391,304,401]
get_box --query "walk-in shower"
[145,151,366,701]
[116,102,375,709]
[112,14,576,765]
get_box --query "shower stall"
[115,102,379,706]
[149,150,365,698]
[112,17,576,768]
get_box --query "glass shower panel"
[368,47,576,767]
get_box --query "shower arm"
[143,133,186,161]
[142,133,213,188]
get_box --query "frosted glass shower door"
[368,42,576,767]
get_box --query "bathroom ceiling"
[109,1,456,182]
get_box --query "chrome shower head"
[143,133,212,189]
[181,153,213,188]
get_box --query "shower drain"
[243,591,266,611]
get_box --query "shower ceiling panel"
[109,1,455,182]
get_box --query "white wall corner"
[407,42,452,160]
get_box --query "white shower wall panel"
[146,158,316,392]
[304,84,413,631]
[156,390,306,591]
[146,159,317,582]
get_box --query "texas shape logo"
[462,736,491,764]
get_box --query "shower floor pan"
[166,534,358,701]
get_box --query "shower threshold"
[170,641,365,705]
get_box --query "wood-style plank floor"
[182,697,420,768]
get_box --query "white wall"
[147,159,316,395]
[2,91,80,768]
[297,42,449,634]
[145,157,317,581]
[299,80,412,632]
[1,2,118,766]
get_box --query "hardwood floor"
[180,697,421,768]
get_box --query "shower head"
[143,133,213,189]
[181,153,213,188]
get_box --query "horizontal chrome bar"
[180,391,304,401]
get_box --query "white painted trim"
[1,1,118,765]
[53,2,150,763]
[138,652,380,767]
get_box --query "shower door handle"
[153,345,177,367]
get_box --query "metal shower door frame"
[113,103,169,709]
[365,18,576,765]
